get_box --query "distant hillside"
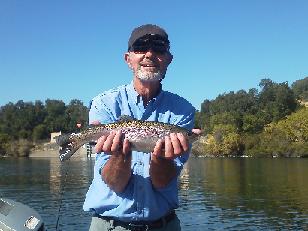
[194,77,308,157]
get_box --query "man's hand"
[150,128,201,188]
[152,128,202,159]
[90,121,132,193]
[90,120,131,156]
[95,130,131,156]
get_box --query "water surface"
[0,157,307,230]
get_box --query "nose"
[144,49,155,58]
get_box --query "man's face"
[125,38,173,82]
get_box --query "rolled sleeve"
[93,153,111,177]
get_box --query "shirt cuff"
[94,153,111,176]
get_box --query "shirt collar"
[127,80,163,104]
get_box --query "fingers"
[176,133,189,152]
[164,135,173,159]
[192,128,202,135]
[155,133,189,160]
[170,133,182,155]
[153,139,164,156]
[122,138,131,155]
[90,120,101,125]
[103,131,117,152]
[110,131,123,152]
[95,130,130,155]
[95,135,107,153]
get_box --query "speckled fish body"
[56,116,198,161]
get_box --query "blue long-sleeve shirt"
[83,81,195,222]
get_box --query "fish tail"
[55,134,82,161]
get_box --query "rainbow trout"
[56,116,199,161]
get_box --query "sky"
[0,1,307,110]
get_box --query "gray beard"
[135,69,164,82]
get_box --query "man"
[84,24,200,231]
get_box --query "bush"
[6,139,33,157]
[0,133,10,156]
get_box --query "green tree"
[0,102,18,138]
[291,77,308,101]
[203,124,243,156]
[65,99,89,132]
[32,124,48,141]
[44,99,66,133]
[242,113,266,133]
[274,108,308,143]
[209,112,239,132]
[0,133,10,156]
[253,108,308,157]
[258,79,298,122]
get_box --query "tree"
[44,99,66,133]
[0,102,18,138]
[32,124,48,141]
[203,124,243,156]
[258,79,298,122]
[0,133,10,156]
[242,114,265,133]
[274,108,308,143]
[291,77,308,101]
[65,99,88,132]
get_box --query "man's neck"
[133,77,161,106]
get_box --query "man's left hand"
[152,129,201,159]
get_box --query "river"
[0,156,307,230]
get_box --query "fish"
[56,115,199,161]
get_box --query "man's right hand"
[90,120,131,155]
[95,130,131,156]
[90,122,132,193]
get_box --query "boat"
[0,198,44,231]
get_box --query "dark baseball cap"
[128,24,169,51]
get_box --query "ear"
[124,52,133,69]
[124,52,131,67]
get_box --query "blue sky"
[0,1,307,110]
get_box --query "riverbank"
[29,146,94,159]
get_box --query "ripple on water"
[1,158,308,230]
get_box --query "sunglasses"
[130,40,169,54]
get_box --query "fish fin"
[88,124,100,128]
[118,115,135,122]
[55,134,81,161]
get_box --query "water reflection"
[0,157,93,230]
[178,158,308,230]
[1,157,308,230]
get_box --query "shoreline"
[29,147,94,159]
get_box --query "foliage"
[0,99,89,156]
[271,108,308,143]
[65,99,89,132]
[196,77,306,157]
[291,77,308,101]
[258,79,297,122]
[235,109,308,157]
[1,77,307,158]
[32,124,48,141]
[0,133,10,156]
